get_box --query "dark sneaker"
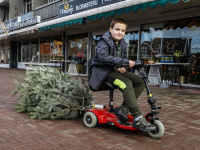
[113,106,128,123]
[132,117,156,132]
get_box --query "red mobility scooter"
[83,60,164,138]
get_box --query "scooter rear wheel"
[148,120,164,139]
[83,111,97,128]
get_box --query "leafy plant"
[174,50,183,58]
[12,66,93,120]
[148,57,155,61]
[156,57,161,61]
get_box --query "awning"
[0,25,37,39]
[87,0,190,21]
[37,0,190,32]
[37,0,156,32]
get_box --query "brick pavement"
[0,68,200,150]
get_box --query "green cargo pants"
[105,70,145,118]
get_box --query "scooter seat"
[90,81,117,92]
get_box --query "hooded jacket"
[89,31,129,90]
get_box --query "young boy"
[89,18,156,132]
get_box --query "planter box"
[159,83,170,88]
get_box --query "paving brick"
[0,68,200,149]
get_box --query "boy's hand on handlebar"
[118,67,126,74]
[129,60,135,68]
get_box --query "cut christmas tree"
[12,66,93,120]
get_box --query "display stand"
[68,62,77,74]
[147,64,161,85]
[153,63,190,87]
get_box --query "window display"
[40,37,50,63]
[0,43,10,64]
[67,33,88,74]
[50,35,63,60]
[40,35,63,62]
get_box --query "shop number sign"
[58,0,125,18]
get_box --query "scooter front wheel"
[83,111,97,128]
[148,120,164,139]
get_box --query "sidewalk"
[0,68,200,150]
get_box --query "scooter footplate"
[116,120,132,126]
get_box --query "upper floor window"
[5,7,9,21]
[26,0,32,13]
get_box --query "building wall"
[9,0,23,19]
[33,0,48,10]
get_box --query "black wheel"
[83,111,97,128]
[148,120,164,138]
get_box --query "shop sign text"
[19,16,41,28]
[0,16,40,34]
[58,0,125,18]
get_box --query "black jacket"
[89,31,129,90]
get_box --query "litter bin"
[179,76,185,84]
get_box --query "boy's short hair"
[110,18,127,29]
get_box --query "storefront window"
[40,37,50,63]
[141,26,200,58]
[18,42,21,62]
[0,43,10,64]
[67,33,88,74]
[40,35,63,63]
[92,31,139,60]
[140,29,162,58]
[92,35,101,58]
[22,40,38,62]
[22,42,29,62]
[124,32,139,60]
[141,24,200,85]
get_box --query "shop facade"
[0,0,200,86]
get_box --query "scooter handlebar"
[134,60,144,69]
[90,60,144,68]
[118,60,144,68]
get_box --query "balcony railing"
[34,0,63,22]
[21,11,33,21]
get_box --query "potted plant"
[148,57,155,64]
[164,56,169,63]
[174,50,183,63]
[159,80,170,88]
[143,58,148,64]
[155,57,161,63]
[170,56,174,63]
[161,56,165,62]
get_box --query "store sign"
[0,17,21,34]
[58,0,125,18]
[11,16,21,30]
[0,16,40,34]
[3,20,11,31]
[19,16,41,28]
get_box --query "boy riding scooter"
[89,18,156,132]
